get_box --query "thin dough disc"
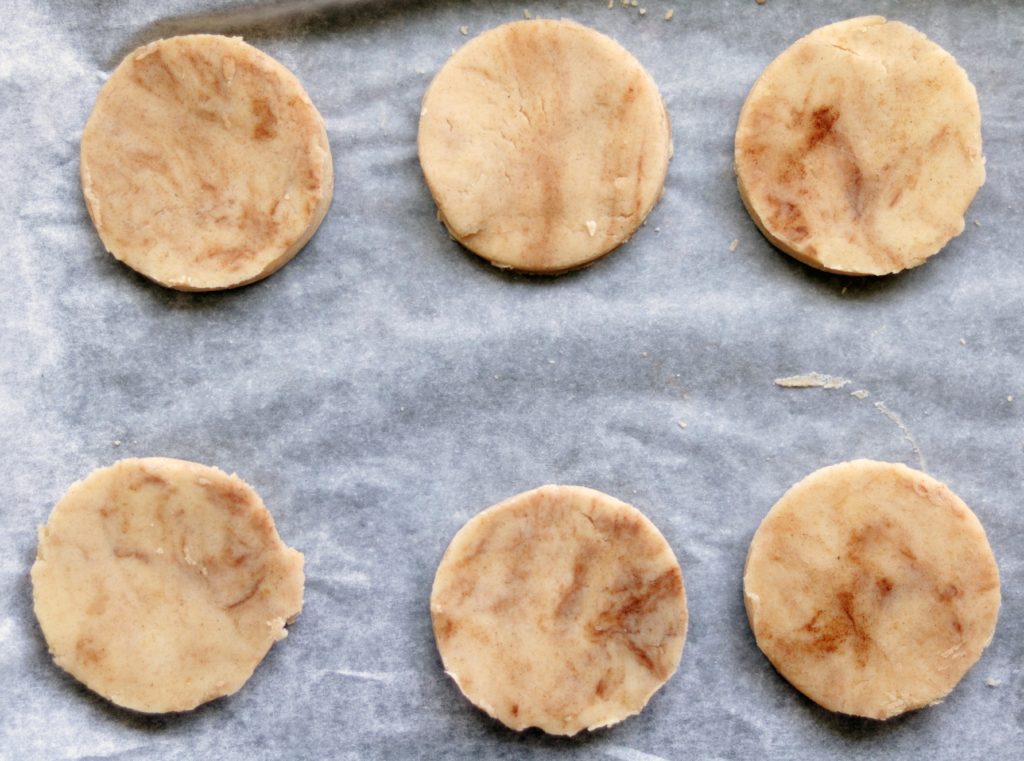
[418,20,672,274]
[81,35,333,291]
[744,460,1000,719]
[735,16,985,276]
[430,485,687,735]
[31,458,304,713]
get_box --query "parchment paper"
[1,1,1021,759]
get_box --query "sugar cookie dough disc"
[418,20,672,274]
[31,458,304,713]
[431,485,687,735]
[735,17,985,276]
[81,35,333,290]
[744,460,1000,719]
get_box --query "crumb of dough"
[665,10,674,20]
[677,420,687,429]
[586,220,598,237]
[774,372,850,390]
[729,238,739,252]
[524,9,532,19]
[459,26,469,35]
[974,219,981,227]
[639,8,647,16]
[986,677,1002,687]
[850,389,870,400]
[960,337,967,346]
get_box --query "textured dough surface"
[735,16,984,275]
[418,20,671,274]
[31,458,304,713]
[431,485,687,735]
[81,35,333,290]
[744,460,1000,719]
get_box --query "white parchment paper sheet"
[0,1,1021,758]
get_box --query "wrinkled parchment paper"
[1,1,1021,758]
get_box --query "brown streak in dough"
[202,246,253,270]
[75,637,106,666]
[624,639,656,674]
[132,50,184,101]
[251,97,278,141]
[113,547,151,563]
[226,576,264,609]
[185,48,224,98]
[587,568,682,679]
[224,547,252,568]
[433,612,457,642]
[554,550,593,620]
[200,480,253,515]
[86,592,109,616]
[454,535,491,569]
[767,197,809,242]
[807,106,839,148]
[837,589,872,666]
[128,471,168,492]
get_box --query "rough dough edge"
[31,456,305,714]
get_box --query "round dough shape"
[81,35,333,290]
[31,458,304,713]
[430,485,687,735]
[418,20,672,274]
[744,460,1000,719]
[735,16,985,276]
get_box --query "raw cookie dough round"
[418,20,672,274]
[81,35,333,290]
[744,460,1000,719]
[430,485,687,735]
[31,458,304,713]
[735,16,985,276]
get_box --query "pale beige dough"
[418,20,672,274]
[81,35,333,291]
[31,458,304,713]
[744,460,1000,719]
[735,16,985,276]
[431,485,687,735]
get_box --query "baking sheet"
[1,0,1021,758]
